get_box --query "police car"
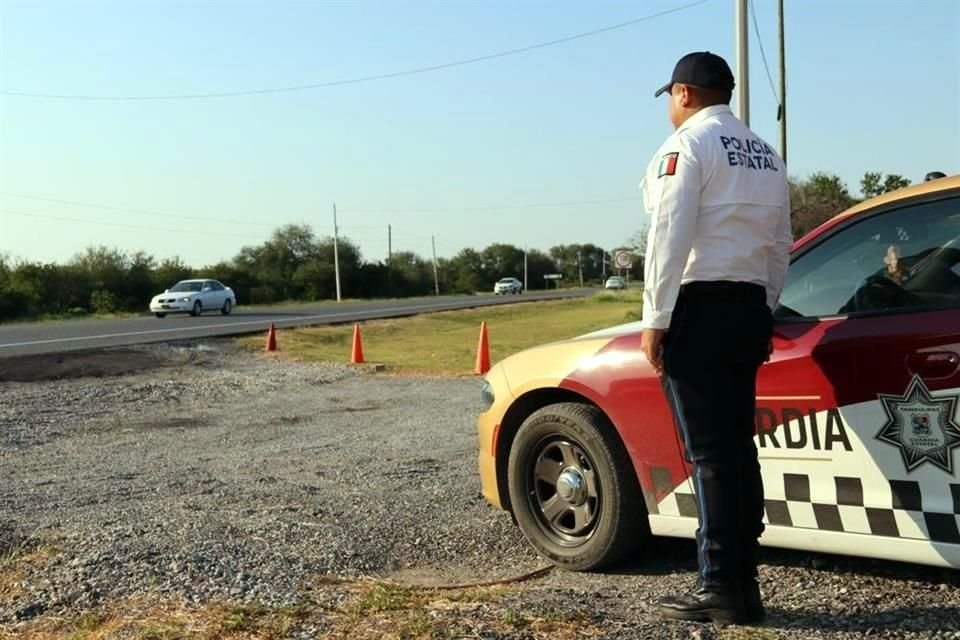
[477,175,960,571]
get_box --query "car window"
[776,195,960,318]
[208,281,223,291]
[170,281,202,293]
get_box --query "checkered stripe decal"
[763,475,960,543]
[654,470,960,543]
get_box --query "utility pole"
[523,245,528,292]
[387,224,392,295]
[332,203,342,302]
[431,235,440,296]
[777,0,787,164]
[577,248,584,288]
[735,0,750,126]
[601,249,607,280]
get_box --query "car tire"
[507,403,647,571]
[221,299,233,315]
[155,313,166,318]
[191,301,202,317]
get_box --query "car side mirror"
[203,287,211,292]
[164,289,169,293]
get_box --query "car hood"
[493,321,650,398]
[153,292,195,301]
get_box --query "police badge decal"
[876,376,960,474]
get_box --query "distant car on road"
[494,277,523,295]
[150,279,235,318]
[604,276,627,290]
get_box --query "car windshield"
[498,279,515,283]
[169,281,203,293]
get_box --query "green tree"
[387,251,433,296]
[153,257,193,291]
[481,244,524,282]
[789,172,858,238]
[860,171,911,199]
[449,248,486,293]
[524,249,558,290]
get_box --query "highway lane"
[0,289,596,358]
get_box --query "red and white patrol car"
[477,175,960,570]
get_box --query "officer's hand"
[641,328,665,376]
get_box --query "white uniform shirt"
[640,104,792,330]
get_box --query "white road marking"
[0,298,517,349]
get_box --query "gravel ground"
[1,341,959,639]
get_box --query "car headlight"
[481,380,495,412]
[181,297,192,302]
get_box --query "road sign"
[614,251,633,270]
[543,274,563,280]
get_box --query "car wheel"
[191,301,202,316]
[507,402,647,571]
[155,313,166,318]
[221,299,233,315]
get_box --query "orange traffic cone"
[474,321,491,374]
[351,324,365,364]
[265,323,277,352]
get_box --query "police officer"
[639,52,792,625]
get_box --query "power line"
[1,189,642,223]
[749,0,779,102]
[0,1,710,101]
[0,191,276,227]
[0,208,268,239]
[341,196,642,215]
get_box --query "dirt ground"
[1,342,959,639]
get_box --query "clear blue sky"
[1,0,957,268]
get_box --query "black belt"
[680,280,766,303]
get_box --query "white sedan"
[494,277,523,295]
[604,276,627,290]
[149,279,235,318]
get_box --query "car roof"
[799,174,960,246]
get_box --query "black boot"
[658,587,745,624]
[741,579,766,624]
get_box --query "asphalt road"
[0,289,595,358]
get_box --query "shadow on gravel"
[759,546,960,587]
[767,605,960,633]
[0,349,169,383]
[608,537,960,588]
[604,537,700,577]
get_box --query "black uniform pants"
[660,281,773,592]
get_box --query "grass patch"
[15,599,313,640]
[719,628,784,640]
[240,291,642,374]
[333,579,600,639]
[0,531,59,607]
[8,578,605,640]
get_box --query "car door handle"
[906,351,960,379]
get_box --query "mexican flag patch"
[658,152,679,177]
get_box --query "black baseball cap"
[655,51,736,97]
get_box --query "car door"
[760,189,960,558]
[210,281,227,307]
[200,281,218,309]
